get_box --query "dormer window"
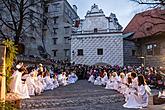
[94,28,98,33]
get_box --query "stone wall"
[140,35,165,67]
[123,39,141,66]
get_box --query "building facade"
[0,0,79,61]
[123,8,165,67]
[43,0,79,60]
[71,4,124,66]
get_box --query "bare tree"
[0,0,49,45]
[131,0,165,5]
[0,0,52,58]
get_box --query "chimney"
[73,5,77,13]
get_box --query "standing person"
[123,74,149,109]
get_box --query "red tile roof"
[123,8,165,39]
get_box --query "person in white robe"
[118,72,127,94]
[101,71,108,86]
[123,74,149,109]
[37,71,47,90]
[105,72,113,89]
[33,70,43,94]
[88,74,95,83]
[10,65,30,99]
[131,72,138,90]
[60,72,68,86]
[94,76,102,86]
[43,71,55,90]
[67,71,78,84]
[51,74,59,88]
[105,72,119,90]
[158,90,165,98]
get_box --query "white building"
[71,4,124,66]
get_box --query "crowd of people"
[87,65,165,108]
[9,62,78,99]
[9,61,165,108]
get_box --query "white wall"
[71,34,123,66]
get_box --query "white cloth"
[51,78,59,88]
[26,76,36,96]
[105,76,119,90]
[101,74,108,85]
[94,76,102,85]
[117,78,127,94]
[123,85,148,109]
[88,75,95,83]
[44,76,55,90]
[58,74,68,86]
[38,75,47,90]
[9,70,30,99]
[67,73,78,84]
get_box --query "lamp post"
[138,56,145,67]
[0,45,6,102]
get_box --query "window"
[44,6,48,13]
[94,28,98,33]
[0,13,2,20]
[52,50,57,57]
[54,3,60,12]
[30,0,34,4]
[146,43,160,55]
[97,48,103,55]
[53,38,58,45]
[53,28,58,34]
[42,29,47,36]
[43,18,47,25]
[77,49,83,56]
[64,49,69,57]
[132,50,136,56]
[54,17,58,24]
[64,27,70,34]
[64,37,69,44]
[30,24,35,31]
[146,44,153,55]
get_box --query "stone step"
[21,94,124,109]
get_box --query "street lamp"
[138,56,145,67]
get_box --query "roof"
[123,8,165,39]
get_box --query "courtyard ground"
[21,80,165,110]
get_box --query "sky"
[67,0,148,28]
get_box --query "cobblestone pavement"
[21,80,137,110]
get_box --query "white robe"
[123,85,148,109]
[88,75,95,83]
[117,78,127,94]
[67,73,78,84]
[101,75,108,85]
[44,76,55,90]
[58,74,68,86]
[51,78,59,88]
[26,76,36,96]
[10,70,30,99]
[105,76,119,90]
[94,76,102,85]
[38,75,47,90]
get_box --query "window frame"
[52,50,58,57]
[53,38,58,45]
[64,49,69,57]
[77,49,83,56]
[97,48,103,55]
[146,43,160,56]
